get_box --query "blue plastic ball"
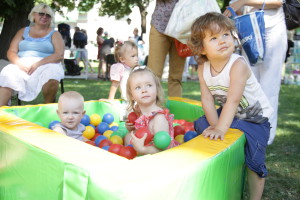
[95,135,108,146]
[184,131,198,142]
[97,122,110,134]
[102,113,114,124]
[102,146,110,151]
[110,125,119,132]
[48,120,59,129]
[80,114,90,126]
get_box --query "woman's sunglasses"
[38,12,51,18]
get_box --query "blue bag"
[227,5,266,65]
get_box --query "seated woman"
[0,3,65,106]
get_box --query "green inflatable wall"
[0,97,245,200]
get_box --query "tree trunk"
[137,5,148,37]
[0,11,30,60]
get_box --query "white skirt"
[0,57,65,101]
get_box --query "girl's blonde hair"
[188,12,238,64]
[28,3,55,27]
[114,40,137,63]
[126,67,165,112]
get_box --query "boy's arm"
[212,58,251,139]
[198,64,218,126]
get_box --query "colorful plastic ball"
[184,131,198,142]
[110,135,123,145]
[184,126,195,132]
[87,124,96,129]
[90,114,102,126]
[109,122,119,127]
[174,125,185,138]
[154,131,171,149]
[110,126,119,132]
[102,146,110,151]
[80,114,90,126]
[127,112,138,124]
[175,134,185,144]
[94,135,108,146]
[83,126,96,140]
[108,144,123,155]
[119,146,137,159]
[97,122,110,134]
[85,140,96,146]
[98,139,112,148]
[103,130,113,139]
[135,127,153,145]
[91,133,101,141]
[102,113,114,124]
[48,120,59,129]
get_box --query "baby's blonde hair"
[28,3,55,27]
[114,40,137,63]
[188,12,238,64]
[58,91,84,109]
[126,67,165,112]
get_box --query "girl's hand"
[130,131,147,153]
[125,120,135,132]
[203,127,226,140]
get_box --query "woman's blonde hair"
[114,40,137,63]
[28,3,55,27]
[188,12,238,64]
[126,67,165,112]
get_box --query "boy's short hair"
[188,12,238,64]
[58,91,84,107]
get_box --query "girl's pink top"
[135,109,180,148]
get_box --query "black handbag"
[283,0,300,30]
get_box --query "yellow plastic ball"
[103,130,113,139]
[109,122,119,127]
[90,114,102,126]
[83,126,96,140]
[175,134,184,144]
[110,135,123,145]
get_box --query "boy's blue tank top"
[18,26,55,58]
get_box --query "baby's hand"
[203,127,225,140]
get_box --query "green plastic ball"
[154,131,171,149]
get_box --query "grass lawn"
[11,77,300,200]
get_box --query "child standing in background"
[53,91,87,141]
[125,67,179,155]
[188,12,273,200]
[101,40,139,102]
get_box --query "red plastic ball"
[184,126,195,132]
[98,139,112,148]
[85,140,96,146]
[174,125,185,138]
[119,146,137,159]
[91,133,101,141]
[108,144,123,155]
[127,112,138,124]
[135,127,153,145]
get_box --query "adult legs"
[0,87,13,106]
[251,23,287,145]
[168,39,186,97]
[148,25,171,82]
[148,25,185,97]
[42,79,59,103]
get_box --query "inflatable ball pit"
[0,97,245,200]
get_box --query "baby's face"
[57,99,85,130]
